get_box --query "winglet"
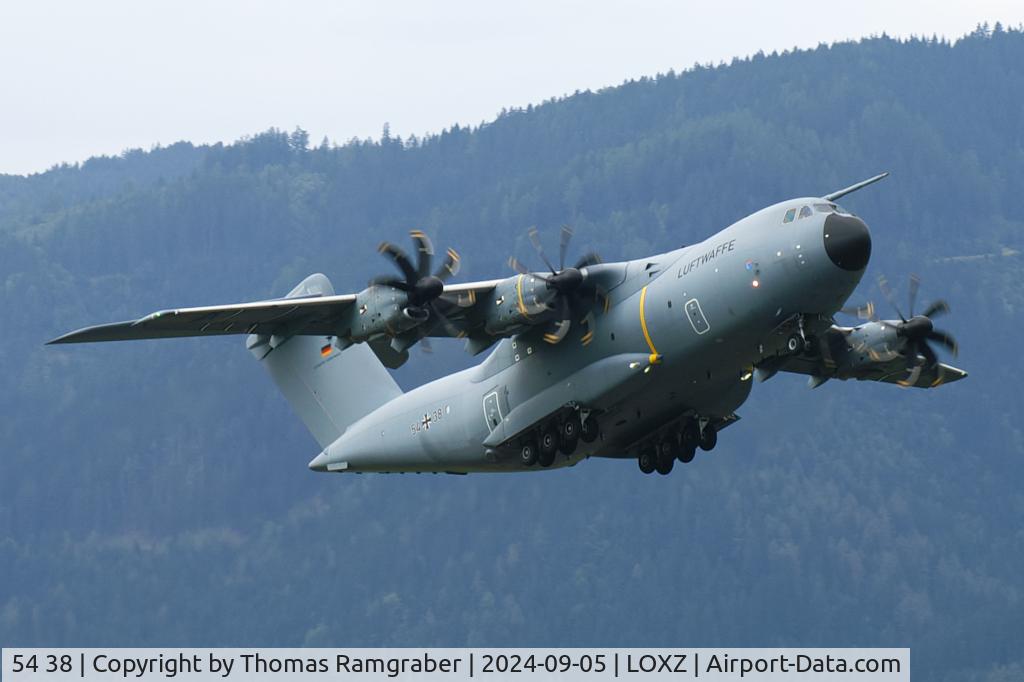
[824,172,889,202]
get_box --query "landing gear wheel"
[655,451,675,475]
[699,424,718,451]
[539,423,558,461]
[559,415,581,455]
[679,443,696,463]
[519,440,539,467]
[681,420,699,449]
[580,415,600,443]
[638,449,656,474]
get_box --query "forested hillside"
[2,27,1023,681]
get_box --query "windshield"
[814,202,856,216]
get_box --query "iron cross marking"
[421,413,432,430]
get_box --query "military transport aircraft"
[50,172,966,475]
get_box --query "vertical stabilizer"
[247,273,402,449]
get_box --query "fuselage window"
[783,208,796,223]
[798,205,812,219]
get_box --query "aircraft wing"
[47,293,361,344]
[767,346,967,388]
[48,278,503,345]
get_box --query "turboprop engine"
[336,231,460,349]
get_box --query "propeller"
[845,274,958,374]
[371,230,463,350]
[509,225,605,343]
[884,274,957,368]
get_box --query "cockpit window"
[814,203,834,213]
[798,205,812,219]
[783,208,796,223]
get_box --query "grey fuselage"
[310,198,867,473]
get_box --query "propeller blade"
[840,301,876,320]
[368,276,410,291]
[558,224,574,271]
[508,256,553,283]
[419,336,433,354]
[921,299,950,319]
[919,339,939,368]
[575,274,608,308]
[378,242,418,283]
[445,289,477,308]
[508,256,530,275]
[898,364,923,388]
[927,329,959,356]
[542,298,572,344]
[877,274,906,322]
[409,230,434,279]
[435,247,461,281]
[429,302,466,338]
[580,311,596,346]
[908,273,920,317]
[574,251,603,269]
[528,227,557,275]
[905,345,918,370]
[597,284,611,314]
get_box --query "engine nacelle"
[831,321,903,373]
[344,285,422,343]
[480,275,557,337]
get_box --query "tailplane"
[247,273,402,449]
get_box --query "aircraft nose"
[823,213,871,271]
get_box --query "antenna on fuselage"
[824,172,889,202]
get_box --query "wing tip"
[44,320,139,345]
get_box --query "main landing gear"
[519,411,599,468]
[637,418,718,475]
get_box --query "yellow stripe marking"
[516,275,532,320]
[639,286,660,363]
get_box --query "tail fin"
[246,273,402,449]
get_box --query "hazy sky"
[1,1,1021,175]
